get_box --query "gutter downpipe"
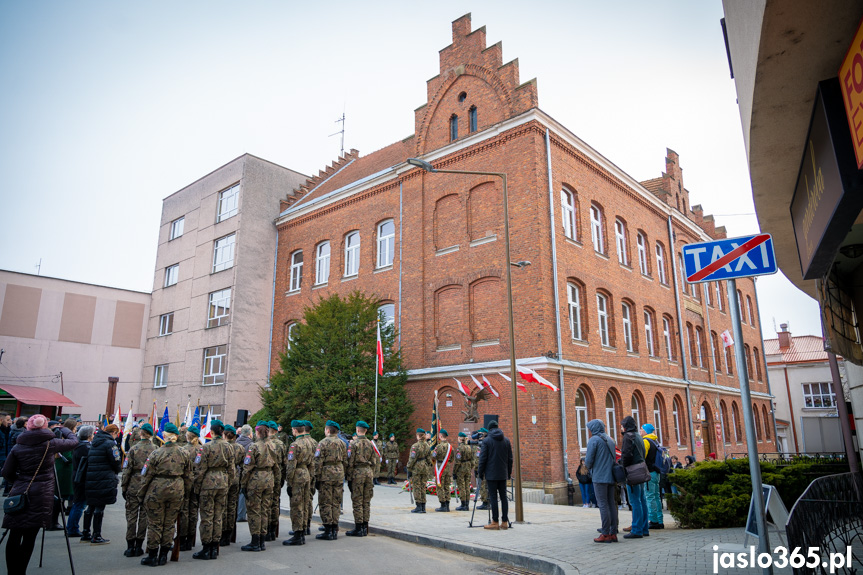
[398,180,403,348]
[545,128,570,484]
[267,221,280,386]
[668,215,697,458]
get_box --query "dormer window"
[450,115,458,141]
[469,106,478,132]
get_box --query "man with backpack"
[641,423,665,530]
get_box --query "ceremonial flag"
[122,402,135,453]
[430,390,439,449]
[481,375,500,398]
[453,377,471,396]
[516,365,559,392]
[469,374,484,391]
[112,404,122,425]
[150,401,158,427]
[376,322,384,375]
[183,400,193,428]
[201,407,213,442]
[720,329,734,348]
[191,406,200,428]
[158,406,169,438]
[498,372,527,392]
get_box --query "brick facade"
[272,14,773,502]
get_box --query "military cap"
[163,423,179,435]
[416,428,425,434]
[356,421,370,429]
[290,419,303,428]
[140,423,154,435]
[325,420,340,430]
[268,420,279,430]
[458,432,467,438]
[439,429,448,436]
[210,419,224,428]
[373,430,379,436]
[389,433,395,438]
[187,425,200,437]
[479,427,488,433]
[224,424,237,434]
[255,420,269,428]
[305,420,314,430]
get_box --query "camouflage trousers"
[288,474,309,533]
[318,480,343,525]
[411,470,429,503]
[124,489,147,540]
[222,482,239,536]
[351,468,374,524]
[144,478,183,550]
[269,471,282,527]
[306,484,314,528]
[436,472,452,503]
[198,487,228,544]
[387,459,398,478]
[480,477,488,503]
[179,487,199,541]
[246,482,273,537]
[373,457,381,480]
[455,470,472,503]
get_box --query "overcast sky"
[0,0,823,339]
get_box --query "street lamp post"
[407,157,524,522]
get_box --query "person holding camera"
[2,414,78,575]
[477,420,513,530]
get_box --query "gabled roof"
[763,335,831,364]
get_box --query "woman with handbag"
[574,459,596,508]
[584,419,619,543]
[1,414,78,575]
[619,416,649,539]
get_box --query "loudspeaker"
[236,409,249,427]
[483,414,499,429]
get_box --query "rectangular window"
[377,220,395,268]
[716,281,725,311]
[695,328,704,367]
[164,264,179,288]
[217,184,240,222]
[663,317,673,360]
[207,288,231,328]
[289,250,303,292]
[597,294,609,347]
[622,303,633,352]
[212,234,236,273]
[169,217,184,240]
[802,382,836,408]
[561,190,576,240]
[673,400,681,445]
[158,312,174,336]
[747,296,755,326]
[203,345,227,386]
[316,242,330,285]
[469,107,478,132]
[590,206,604,253]
[344,232,360,276]
[705,281,712,306]
[154,364,168,388]
[450,115,458,141]
[656,243,666,284]
[568,283,582,340]
[644,312,654,356]
[615,220,627,265]
[637,233,648,275]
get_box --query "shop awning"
[0,384,80,407]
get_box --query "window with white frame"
[732,403,742,441]
[656,242,666,284]
[202,345,227,386]
[212,234,236,273]
[711,331,721,372]
[679,254,690,295]
[378,303,395,329]
[590,205,604,253]
[561,189,576,240]
[158,312,174,336]
[315,241,331,285]
[737,289,745,322]
[207,288,231,328]
[622,302,634,352]
[154,364,168,388]
[631,395,641,429]
[344,231,360,276]
[673,397,682,445]
[606,394,617,442]
[653,397,663,444]
[695,327,704,368]
[377,220,395,268]
[164,264,179,288]
[802,382,836,408]
[704,281,712,306]
[716,281,724,311]
[597,293,609,346]
[217,184,239,222]
[644,310,655,356]
[725,345,734,374]
[637,232,648,274]
[286,323,297,350]
[615,219,628,265]
[663,316,673,360]
[289,250,303,292]
[747,295,755,326]
[169,217,184,240]
[567,283,582,340]
[720,402,730,443]
[575,389,588,451]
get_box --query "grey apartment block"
[139,154,306,425]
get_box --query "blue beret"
[389,433,395,438]
[439,429,448,436]
[479,428,488,433]
[255,421,269,429]
[224,425,236,434]
[187,426,200,437]
[305,420,314,430]
[290,420,303,428]
[163,423,179,435]
[210,419,224,428]
[416,428,425,434]
[356,421,370,429]
[268,421,279,430]
[140,423,154,435]
[325,420,340,430]
[458,432,467,437]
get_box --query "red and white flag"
[453,378,471,396]
[720,330,734,348]
[469,374,484,391]
[498,372,527,392]
[376,322,384,375]
[517,365,559,392]
[481,375,500,398]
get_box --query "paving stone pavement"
[285,484,799,575]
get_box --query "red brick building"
[272,14,774,501]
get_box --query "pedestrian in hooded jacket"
[584,419,618,542]
[619,416,649,538]
[477,420,512,530]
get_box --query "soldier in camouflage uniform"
[301,421,316,536]
[265,421,286,541]
[313,420,347,541]
[345,421,375,537]
[192,420,235,560]
[406,428,432,513]
[475,427,490,510]
[384,433,400,484]
[371,431,383,486]
[454,431,475,511]
[240,422,275,552]
[282,420,313,546]
[431,429,454,512]
[121,423,157,557]
[220,424,244,547]
[139,423,192,566]
[178,425,202,550]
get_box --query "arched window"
[285,322,297,350]
[704,281,712,306]
[344,231,360,276]
[720,400,731,444]
[711,331,722,373]
[695,326,705,368]
[655,242,667,284]
[637,232,648,275]
[662,315,675,360]
[289,250,303,292]
[687,322,697,366]
[732,402,742,442]
[469,106,478,132]
[615,218,628,265]
[561,189,577,240]
[567,282,583,340]
[606,393,618,442]
[725,345,734,375]
[747,295,755,326]
[644,309,655,357]
[716,281,725,311]
[754,404,763,441]
[590,204,604,253]
[377,219,395,268]
[315,241,330,285]
[754,347,763,381]
[737,289,745,322]
[653,396,664,444]
[672,396,682,445]
[378,303,395,329]
[450,114,458,141]
[631,394,642,429]
[762,405,771,440]
[575,388,589,452]
[744,344,753,378]
[622,302,634,352]
[597,293,610,346]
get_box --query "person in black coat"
[1,414,78,575]
[619,416,649,538]
[477,420,513,530]
[67,425,95,537]
[84,423,122,545]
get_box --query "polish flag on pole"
[516,365,559,392]
[720,330,734,348]
[376,322,384,375]
[453,378,471,396]
[498,372,527,392]
[481,375,500,398]
[201,407,213,442]
[469,374,485,391]
[112,404,122,425]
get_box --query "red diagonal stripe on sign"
[687,234,770,282]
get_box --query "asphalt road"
[2,501,508,575]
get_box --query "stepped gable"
[413,13,538,155]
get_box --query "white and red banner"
[720,330,734,348]
[516,365,559,392]
[469,374,484,391]
[376,322,384,375]
[453,377,471,396]
[481,375,500,398]
[498,372,527,392]
[201,407,213,442]
[434,442,452,485]
[371,439,382,462]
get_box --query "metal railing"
[724,452,848,466]
[785,472,863,574]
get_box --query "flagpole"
[374,368,379,433]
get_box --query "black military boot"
[123,539,135,557]
[241,535,261,552]
[210,541,220,559]
[411,502,423,513]
[192,542,211,560]
[373,478,380,485]
[133,539,145,556]
[140,548,159,566]
[157,546,170,566]
[361,522,368,537]
[477,501,490,510]
[345,523,362,536]
[259,534,266,550]
[330,524,338,540]
[219,531,231,547]
[318,525,326,531]
[177,536,188,551]
[283,531,304,546]
[305,521,311,536]
[315,525,330,540]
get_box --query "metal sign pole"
[727,278,772,574]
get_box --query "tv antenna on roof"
[329,112,345,156]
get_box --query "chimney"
[778,323,791,350]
